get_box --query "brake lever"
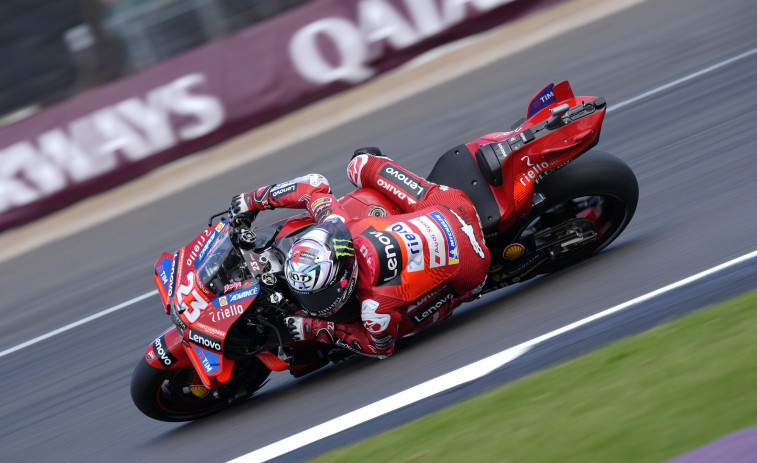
[208,209,231,227]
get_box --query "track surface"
[1,0,756,461]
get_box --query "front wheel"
[130,357,270,422]
[504,151,638,275]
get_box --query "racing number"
[175,271,208,323]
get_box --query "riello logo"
[518,161,551,186]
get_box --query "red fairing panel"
[145,326,192,370]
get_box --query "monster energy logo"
[332,239,354,257]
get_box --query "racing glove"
[231,174,331,217]
[286,316,330,342]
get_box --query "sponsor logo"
[386,222,423,272]
[159,269,169,286]
[188,328,222,352]
[406,287,444,313]
[361,299,391,334]
[253,185,272,208]
[153,335,176,368]
[196,227,222,267]
[504,243,525,260]
[311,197,334,222]
[429,210,459,265]
[213,285,260,307]
[518,159,550,186]
[0,73,224,215]
[363,228,404,284]
[378,166,427,199]
[347,154,368,187]
[167,253,179,298]
[332,238,354,258]
[270,183,297,201]
[529,83,555,117]
[517,157,563,186]
[185,232,209,267]
[376,178,418,205]
[409,215,446,268]
[409,290,457,325]
[210,303,245,323]
[223,281,243,293]
[156,257,171,289]
[192,346,219,374]
[449,209,485,259]
[335,338,364,354]
[193,322,226,338]
[289,1,517,86]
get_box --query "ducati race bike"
[131,81,638,421]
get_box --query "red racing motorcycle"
[131,81,638,421]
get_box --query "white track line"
[1,48,755,360]
[230,248,757,463]
[608,47,757,113]
[0,290,157,359]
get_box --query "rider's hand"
[231,193,254,216]
[286,316,310,342]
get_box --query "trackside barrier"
[0,0,562,232]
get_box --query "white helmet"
[284,220,357,317]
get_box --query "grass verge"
[311,289,757,463]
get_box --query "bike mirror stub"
[545,103,570,129]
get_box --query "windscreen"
[196,229,250,297]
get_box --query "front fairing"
[158,220,263,387]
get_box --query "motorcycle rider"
[231,149,491,358]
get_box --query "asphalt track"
[1,0,757,461]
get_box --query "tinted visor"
[292,268,353,317]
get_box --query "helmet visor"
[291,266,356,317]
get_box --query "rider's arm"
[347,154,437,213]
[232,174,348,223]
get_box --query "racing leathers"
[232,154,491,358]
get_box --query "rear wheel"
[130,357,270,422]
[519,150,638,272]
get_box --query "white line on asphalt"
[608,47,757,113]
[1,49,755,359]
[0,290,158,359]
[229,248,757,463]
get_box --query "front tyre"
[130,357,270,422]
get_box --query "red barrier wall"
[0,0,561,232]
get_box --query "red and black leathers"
[236,154,491,358]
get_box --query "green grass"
[311,290,757,463]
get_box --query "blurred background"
[1,0,550,233]
[0,0,308,125]
[1,0,757,461]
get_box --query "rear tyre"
[130,357,270,422]
[514,151,638,272]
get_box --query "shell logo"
[503,243,525,260]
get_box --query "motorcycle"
[131,81,638,421]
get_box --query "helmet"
[284,220,357,317]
